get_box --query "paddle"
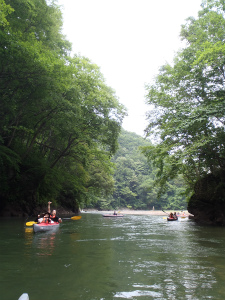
[162,210,169,215]
[63,216,82,220]
[26,221,37,226]
[71,216,82,220]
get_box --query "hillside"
[90,129,187,210]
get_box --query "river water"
[1,213,225,300]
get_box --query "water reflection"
[33,231,58,256]
[24,227,59,256]
[114,288,162,298]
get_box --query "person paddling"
[169,212,174,218]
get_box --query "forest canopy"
[0,0,126,213]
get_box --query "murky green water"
[1,213,225,300]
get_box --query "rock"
[188,171,225,225]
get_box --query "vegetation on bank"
[0,0,126,213]
[143,0,225,225]
[88,130,187,211]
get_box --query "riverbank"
[0,205,191,218]
[82,209,192,216]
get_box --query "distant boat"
[102,214,124,217]
[167,217,178,221]
[177,212,189,218]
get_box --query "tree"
[143,0,225,222]
[0,0,126,213]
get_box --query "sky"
[57,0,202,137]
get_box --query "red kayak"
[167,217,178,221]
[33,222,60,233]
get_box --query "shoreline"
[82,209,191,216]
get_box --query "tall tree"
[143,0,225,223]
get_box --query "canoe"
[18,293,29,300]
[33,222,60,233]
[177,213,188,218]
[102,214,124,217]
[167,217,178,221]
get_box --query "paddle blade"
[26,221,37,226]
[71,216,82,220]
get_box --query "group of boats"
[166,212,189,221]
[102,211,189,221]
[26,210,189,233]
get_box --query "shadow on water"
[1,214,225,299]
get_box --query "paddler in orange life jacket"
[36,212,50,223]
[48,201,62,223]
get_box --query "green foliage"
[144,0,225,202]
[0,0,14,26]
[0,0,126,212]
[91,130,187,211]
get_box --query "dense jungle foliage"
[143,0,225,224]
[90,130,187,211]
[0,0,126,213]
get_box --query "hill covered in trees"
[89,130,187,211]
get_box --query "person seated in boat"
[36,212,46,223]
[50,209,62,223]
[42,212,51,223]
[113,210,117,215]
[169,212,174,218]
[35,214,41,223]
[173,212,178,219]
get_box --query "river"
[1,213,225,300]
